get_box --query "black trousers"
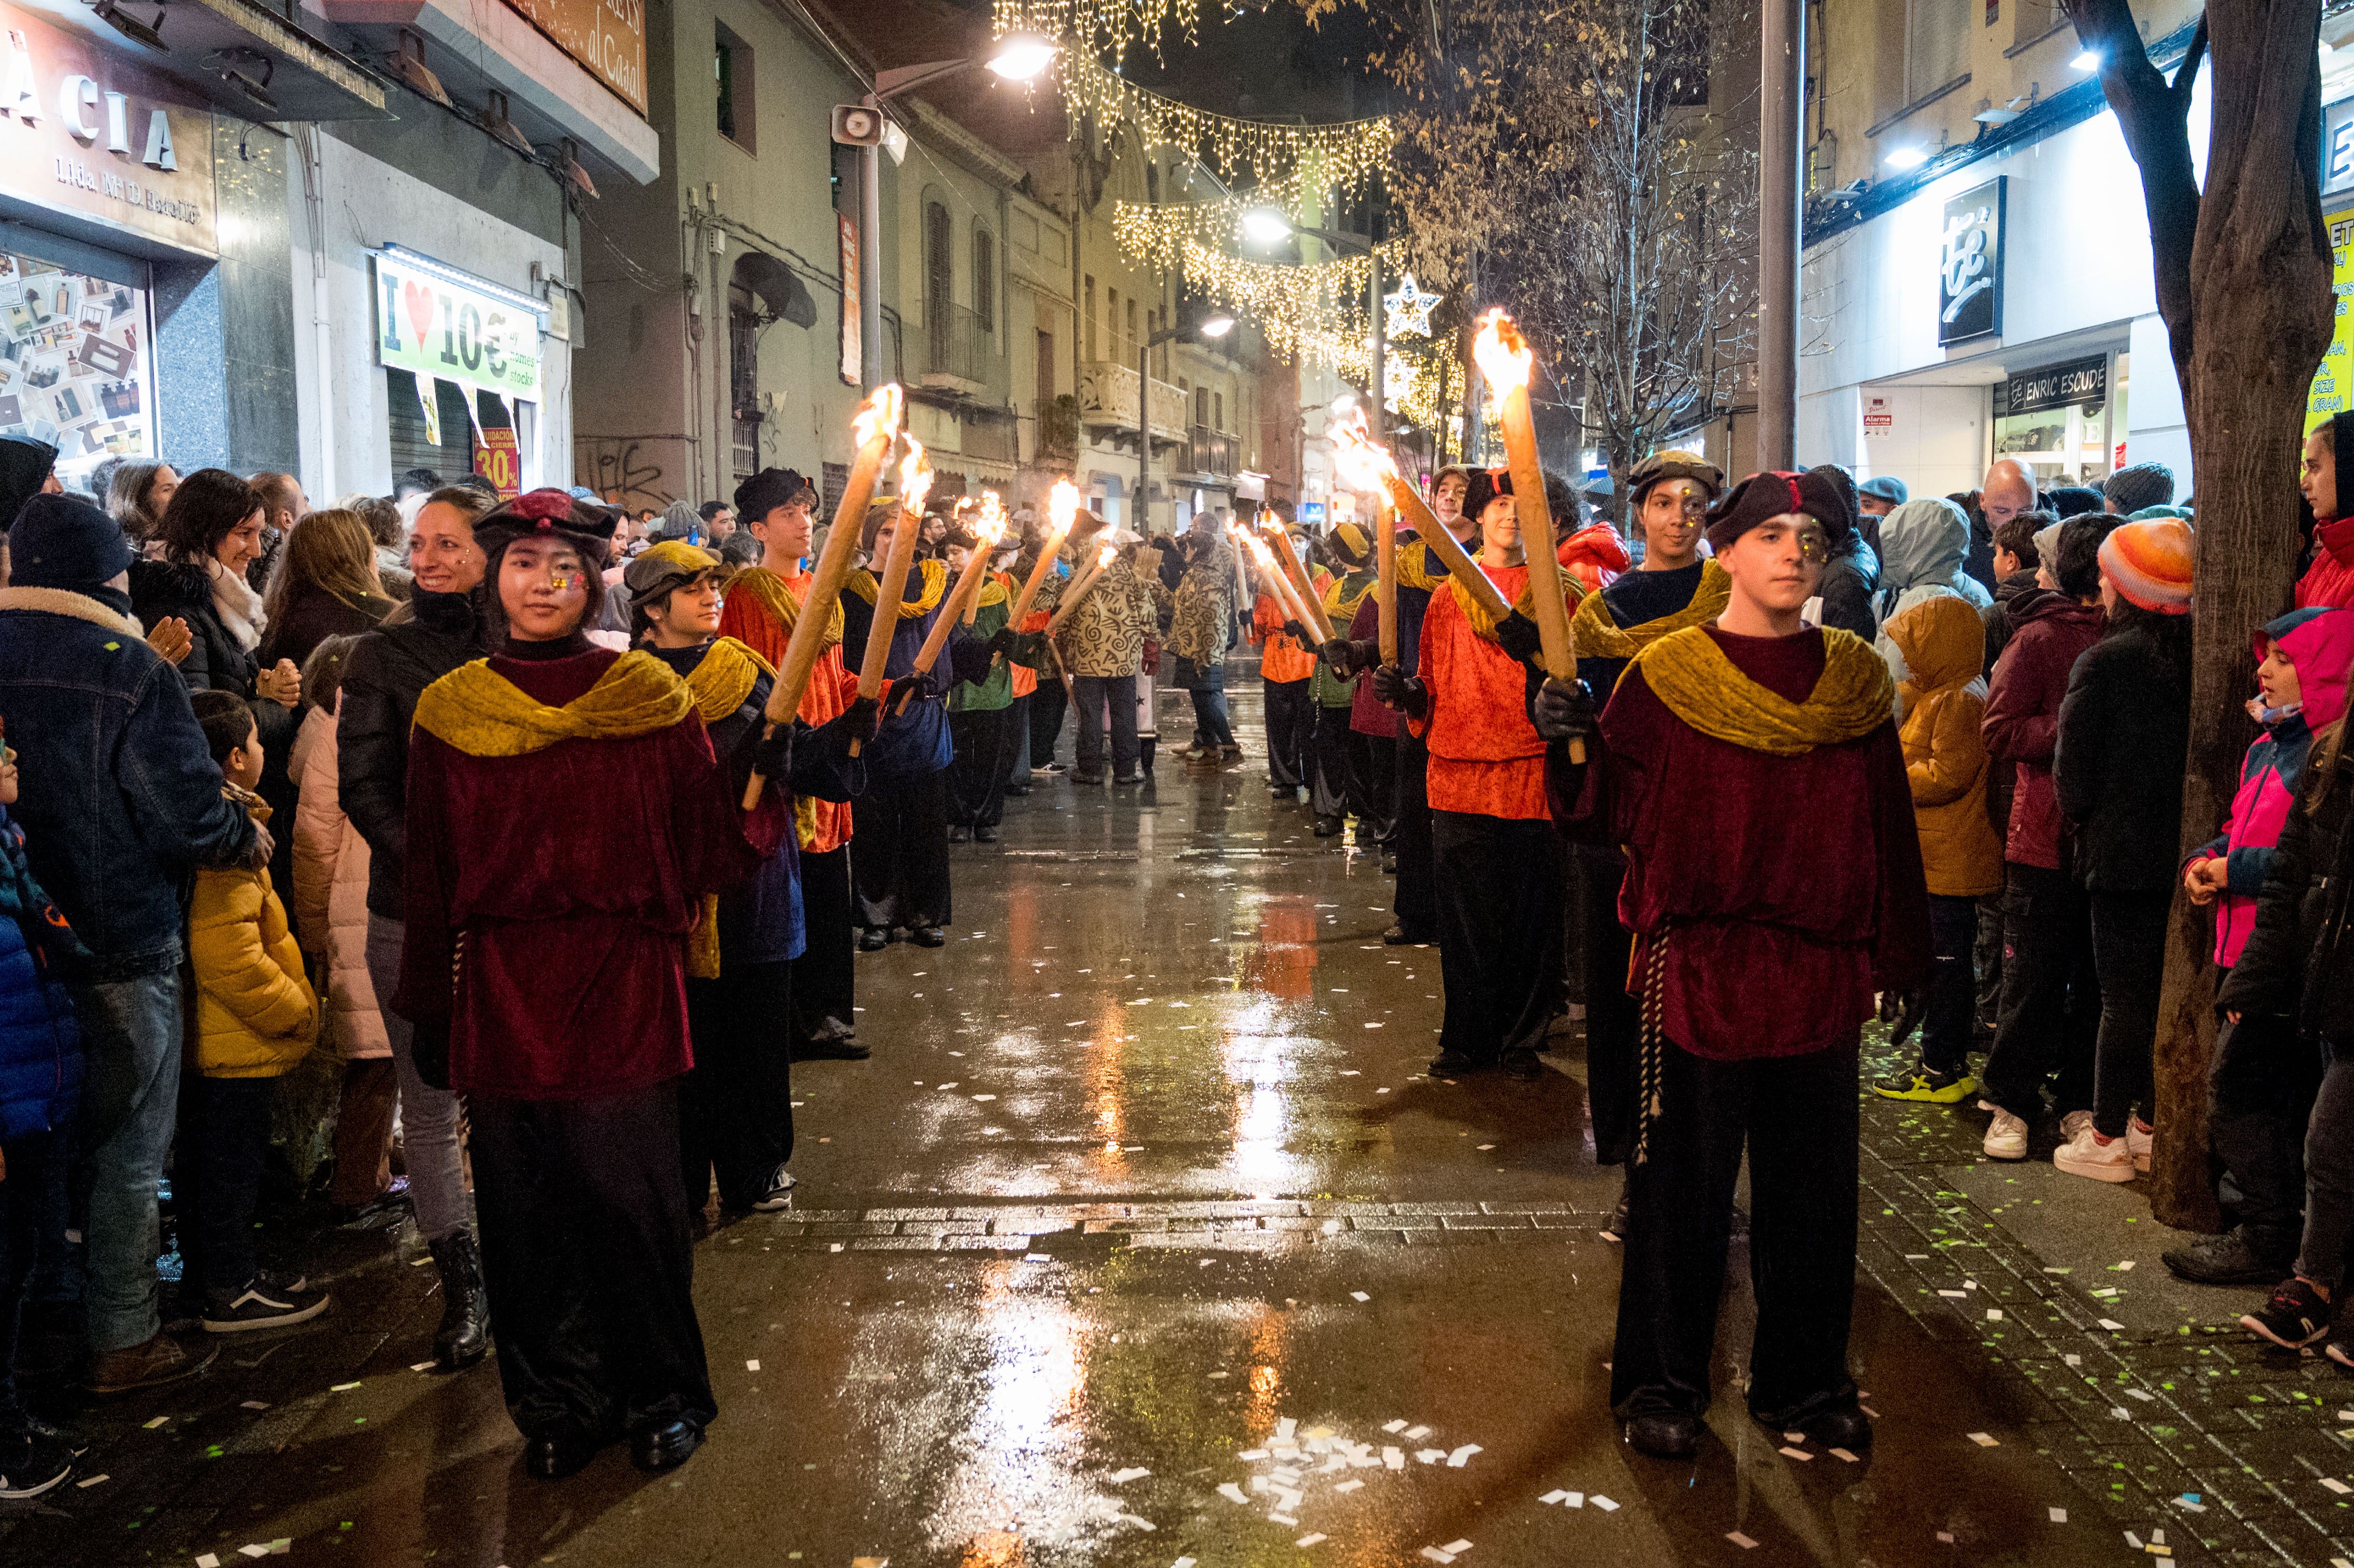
[681,962,794,1211]
[1973,896,2005,1037]
[1979,863,2099,1119]
[1431,811,1567,1063]
[470,1083,715,1443]
[179,1074,273,1295]
[790,844,856,1039]
[0,1131,51,1419]
[1575,846,1639,1165]
[1612,1036,1861,1426]
[854,770,952,931]
[1264,677,1313,791]
[1029,676,1067,767]
[2212,1010,2323,1266]
[1356,728,1397,845]
[1315,715,1390,843]
[2089,889,2169,1137]
[1071,674,1139,779]
[948,708,1012,828]
[1392,731,1438,938]
[1922,893,1981,1075]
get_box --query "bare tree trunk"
[2071,0,2331,1230]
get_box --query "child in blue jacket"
[0,720,88,1496]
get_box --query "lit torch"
[1045,541,1122,637]
[1329,401,1511,622]
[1254,511,1336,644]
[911,497,1007,678]
[1232,524,1318,636]
[1006,479,1078,632]
[847,437,933,756]
[744,381,904,808]
[1473,308,1583,760]
[961,491,1006,625]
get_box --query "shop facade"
[1798,76,2205,501]
[0,0,382,487]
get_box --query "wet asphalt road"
[7,685,2159,1567]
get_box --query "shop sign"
[2004,355,2107,417]
[0,4,217,256]
[2308,212,2354,426]
[2325,96,2354,199]
[838,213,860,386]
[372,247,543,400]
[1863,393,1895,438]
[473,425,521,498]
[1938,177,2004,347]
[503,0,646,116]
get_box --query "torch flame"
[1329,405,1400,493]
[980,491,1004,534]
[1095,543,1117,570]
[852,383,906,450]
[1047,479,1080,537]
[897,436,933,516]
[1471,307,1532,396]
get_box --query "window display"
[0,253,154,486]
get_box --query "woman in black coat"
[257,507,396,674]
[2052,522,2193,1179]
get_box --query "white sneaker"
[2127,1118,2154,1173]
[2058,1108,2094,1143]
[2054,1122,2136,1183]
[1983,1107,2030,1160]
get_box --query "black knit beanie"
[1703,469,1854,555]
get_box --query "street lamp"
[840,34,1061,390]
[1240,207,1385,444]
[1139,311,1236,534]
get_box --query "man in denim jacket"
[0,496,256,1393]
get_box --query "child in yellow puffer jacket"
[1873,593,2005,1106]
[183,690,329,1334]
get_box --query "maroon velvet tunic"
[1554,625,1932,1061]
[397,647,786,1100]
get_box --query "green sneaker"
[1872,1064,1979,1103]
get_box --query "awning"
[29,0,391,121]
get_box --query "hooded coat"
[1558,523,1630,596]
[1814,532,1880,641]
[1887,595,2004,897]
[2192,607,2354,966]
[289,704,387,1060]
[1872,499,1993,668]
[1982,587,2105,870]
[189,788,321,1078]
[2302,411,2354,610]
[2055,616,2193,892]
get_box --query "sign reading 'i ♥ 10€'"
[371,250,542,398]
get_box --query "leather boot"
[428,1228,490,1370]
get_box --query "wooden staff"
[847,445,932,757]
[1260,517,1336,643]
[1236,529,1318,635]
[1472,308,1584,763]
[1044,545,1118,637]
[1006,481,1078,630]
[911,521,1005,675]
[1374,488,1398,665]
[1382,472,1512,619]
[742,384,902,809]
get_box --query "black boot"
[428,1228,490,1370]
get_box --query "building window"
[1214,390,1224,432]
[1904,0,1968,103]
[924,200,953,374]
[1084,275,1096,360]
[1125,297,1139,364]
[1193,384,1207,426]
[972,227,995,333]
[1107,287,1121,360]
[715,24,754,152]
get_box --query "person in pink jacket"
[2166,606,2354,1286]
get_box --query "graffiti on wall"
[573,436,681,512]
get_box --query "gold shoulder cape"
[976,578,1009,609]
[844,558,948,616]
[1323,570,1377,628]
[729,568,844,650]
[1631,623,1894,756]
[683,636,775,723]
[1446,559,1584,646]
[1572,558,1731,662]
[413,650,696,757]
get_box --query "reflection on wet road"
[8,687,2151,1567]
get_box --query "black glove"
[1494,610,1544,663]
[893,669,939,705]
[1370,665,1428,720]
[1319,638,1374,678]
[1529,675,1598,743]
[843,695,882,747]
[1006,630,1048,667]
[986,624,1020,658]
[1283,619,1316,646]
[744,719,794,782]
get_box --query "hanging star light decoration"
[1383,273,1440,340]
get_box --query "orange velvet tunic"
[718,567,855,855]
[1413,563,1548,821]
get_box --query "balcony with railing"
[1176,424,1237,480]
[1077,360,1187,446]
[920,301,991,395]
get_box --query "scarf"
[1447,558,1580,645]
[727,567,844,650]
[845,558,948,617]
[1323,569,1377,628]
[1571,558,1732,663]
[1396,534,1482,593]
[1633,624,1894,755]
[209,556,265,652]
[682,636,773,723]
[413,649,694,757]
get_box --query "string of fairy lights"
[992,0,1268,64]
[1057,52,1393,199]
